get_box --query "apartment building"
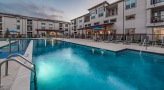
[0,12,71,37]
[146,0,164,40]
[71,0,164,40]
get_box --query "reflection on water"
[0,40,30,59]
[31,39,164,90]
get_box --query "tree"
[4,28,10,38]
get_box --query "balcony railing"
[27,22,32,25]
[151,0,164,5]
[151,16,164,23]
[27,29,32,31]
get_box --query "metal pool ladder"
[0,54,37,90]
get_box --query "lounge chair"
[124,36,133,44]
[8,35,12,38]
[105,36,113,43]
[161,37,164,48]
[96,35,101,41]
[0,35,2,38]
[140,36,150,46]
[93,36,97,41]
[115,35,122,43]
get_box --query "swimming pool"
[31,39,164,90]
[0,40,30,59]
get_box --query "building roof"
[0,12,71,23]
[71,13,90,21]
[88,1,109,11]
[70,0,123,21]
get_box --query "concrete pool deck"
[55,38,164,54]
[0,40,33,90]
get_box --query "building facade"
[0,13,71,37]
[71,0,164,40]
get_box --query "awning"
[78,22,114,30]
[92,27,102,31]
[36,29,64,32]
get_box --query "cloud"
[0,1,64,20]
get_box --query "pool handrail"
[6,54,34,65]
[0,58,36,88]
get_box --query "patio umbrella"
[9,30,17,33]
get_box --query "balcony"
[84,14,90,23]
[0,18,2,22]
[147,16,164,26]
[0,24,2,30]
[27,26,32,31]
[27,20,32,26]
[147,0,164,9]
[151,16,164,23]
[106,4,118,17]
[151,0,164,5]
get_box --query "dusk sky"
[0,0,116,22]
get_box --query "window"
[90,11,96,19]
[65,28,68,31]
[49,27,53,29]
[104,20,109,23]
[85,24,88,27]
[161,11,164,21]
[94,22,99,25]
[41,27,46,30]
[98,7,104,17]
[125,28,135,34]
[88,24,91,26]
[0,17,2,22]
[41,23,46,25]
[110,19,117,22]
[65,24,68,27]
[49,24,53,26]
[126,15,135,20]
[153,27,164,40]
[27,26,32,31]
[59,23,63,27]
[125,0,136,9]
[151,0,164,4]
[111,9,115,16]
[152,10,164,23]
[17,25,20,29]
[59,28,63,30]
[17,20,20,23]
[79,25,82,28]
[79,18,83,23]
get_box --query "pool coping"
[0,41,16,49]
[10,40,33,90]
[57,39,164,56]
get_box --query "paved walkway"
[56,38,164,54]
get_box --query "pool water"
[31,39,164,90]
[0,40,30,59]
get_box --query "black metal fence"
[65,34,164,44]
[0,34,164,43]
